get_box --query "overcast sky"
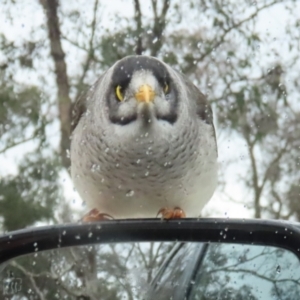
[0,0,299,220]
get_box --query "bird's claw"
[80,208,114,222]
[157,207,186,220]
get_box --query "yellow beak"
[135,85,155,103]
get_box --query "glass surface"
[189,243,300,299]
[1,242,300,299]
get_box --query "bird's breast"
[71,121,217,218]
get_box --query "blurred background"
[0,0,300,232]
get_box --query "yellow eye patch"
[164,83,169,94]
[116,85,124,101]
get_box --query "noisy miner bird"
[71,55,218,221]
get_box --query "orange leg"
[157,207,186,220]
[80,208,114,222]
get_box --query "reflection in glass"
[0,242,299,299]
[190,243,300,300]
[0,242,174,299]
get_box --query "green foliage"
[99,28,138,68]
[0,153,61,231]
[0,0,299,229]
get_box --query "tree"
[0,0,299,228]
[1,1,300,299]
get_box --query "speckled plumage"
[71,56,218,218]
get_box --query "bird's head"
[104,56,179,129]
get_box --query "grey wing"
[71,90,87,133]
[71,73,106,133]
[177,71,217,152]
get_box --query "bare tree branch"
[134,0,143,55]
[0,135,37,154]
[75,0,99,101]
[150,0,170,56]
[39,0,72,170]
[199,0,283,62]
[10,261,47,300]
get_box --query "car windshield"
[1,241,300,299]
[149,242,300,300]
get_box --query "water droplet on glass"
[145,171,149,177]
[126,190,135,197]
[152,37,158,44]
[276,265,281,274]
[91,164,98,172]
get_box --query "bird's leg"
[80,208,114,222]
[157,207,186,219]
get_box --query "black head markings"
[111,56,171,89]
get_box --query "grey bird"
[70,55,218,220]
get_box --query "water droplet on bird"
[145,171,149,177]
[126,190,135,197]
[105,148,109,153]
[136,159,141,164]
[66,149,70,158]
[91,164,99,172]
[276,265,281,274]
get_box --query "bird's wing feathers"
[175,72,213,123]
[71,73,106,132]
[71,90,87,133]
[176,71,217,151]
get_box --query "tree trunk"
[40,0,72,170]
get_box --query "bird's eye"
[115,85,124,101]
[164,83,169,94]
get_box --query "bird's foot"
[80,208,114,222]
[157,207,186,219]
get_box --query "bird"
[70,55,218,221]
